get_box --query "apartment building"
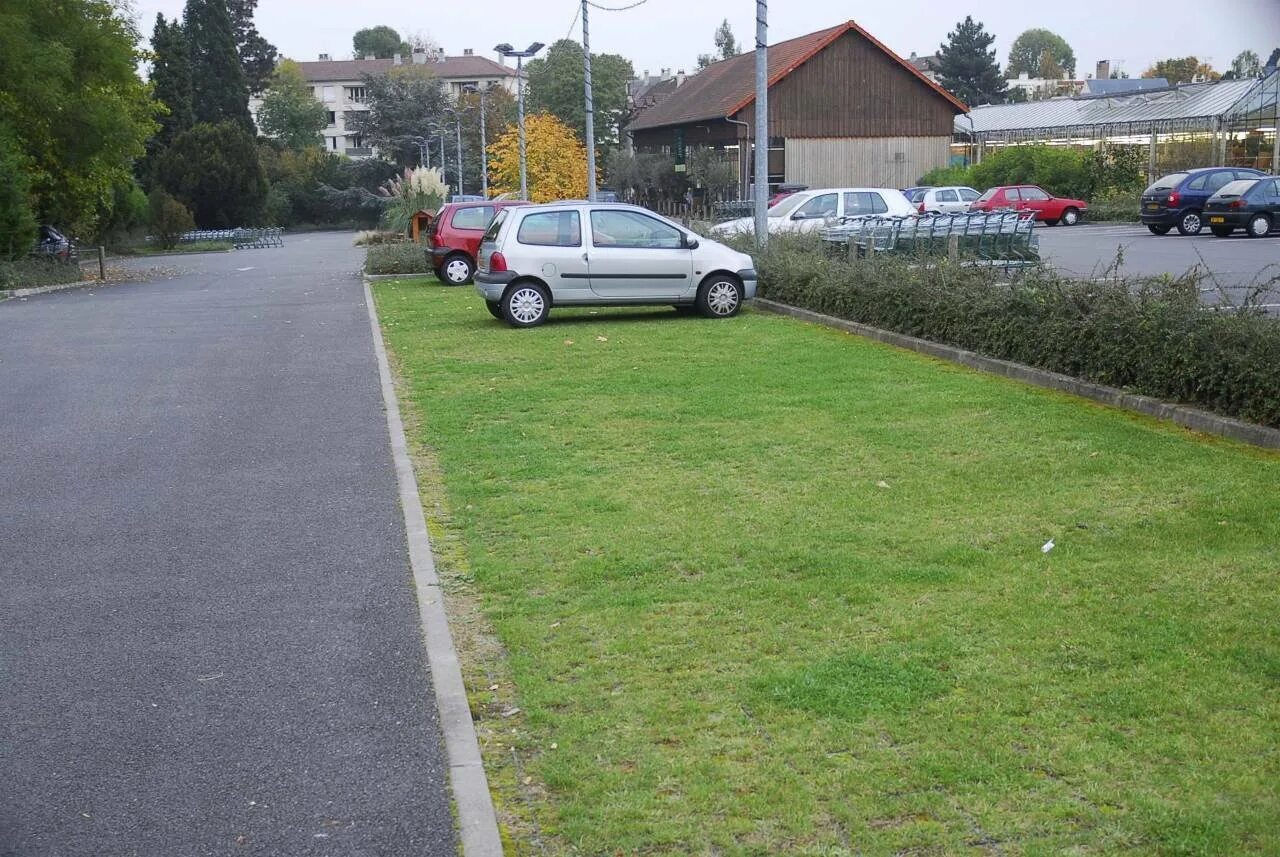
[251,47,518,158]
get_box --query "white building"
[251,48,518,158]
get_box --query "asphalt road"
[1038,222,1280,307]
[0,234,456,856]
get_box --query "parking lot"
[1038,222,1280,308]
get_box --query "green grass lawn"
[373,278,1280,856]
[129,240,234,255]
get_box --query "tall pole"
[517,54,528,200]
[582,0,597,201]
[754,0,769,247]
[455,116,464,197]
[479,89,489,197]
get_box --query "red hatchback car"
[428,200,529,285]
[969,185,1088,226]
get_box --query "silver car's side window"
[516,211,582,247]
[590,210,682,249]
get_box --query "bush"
[354,230,409,246]
[379,167,447,234]
[148,189,196,249]
[154,121,268,227]
[1087,191,1140,223]
[917,164,972,187]
[748,234,1280,428]
[0,257,82,291]
[365,243,432,275]
[925,144,1148,202]
[0,123,37,260]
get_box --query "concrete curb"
[756,298,1280,451]
[363,279,504,856]
[365,271,434,282]
[2,279,103,299]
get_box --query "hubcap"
[1063,210,1077,225]
[1251,217,1269,236]
[446,259,470,283]
[508,287,544,323]
[1183,213,1201,233]
[706,281,739,315]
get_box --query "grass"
[0,256,83,291]
[373,278,1280,855]
[130,240,234,255]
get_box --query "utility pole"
[495,42,545,200]
[465,85,490,197]
[754,0,769,247]
[455,115,464,197]
[583,0,597,201]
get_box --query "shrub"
[749,234,1280,428]
[148,189,196,249]
[379,167,447,234]
[154,121,268,227]
[0,124,37,261]
[354,230,409,246]
[932,144,1147,202]
[365,243,432,275]
[0,257,82,291]
[917,164,973,188]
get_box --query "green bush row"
[919,144,1148,206]
[0,257,83,291]
[365,243,433,276]
[750,234,1280,429]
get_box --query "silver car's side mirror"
[685,237,700,249]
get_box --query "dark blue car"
[1140,166,1266,235]
[1204,177,1280,237]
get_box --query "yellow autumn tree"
[487,112,589,203]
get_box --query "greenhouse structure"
[955,71,1280,181]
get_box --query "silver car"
[474,202,757,327]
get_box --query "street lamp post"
[463,85,490,198]
[495,41,545,200]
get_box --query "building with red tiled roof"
[628,22,967,194]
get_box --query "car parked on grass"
[1204,176,1280,238]
[1140,166,1266,236]
[428,200,529,285]
[709,187,915,236]
[474,202,756,327]
[968,185,1087,225]
[916,186,981,214]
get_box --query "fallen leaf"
[550,621,561,628]
[489,684,499,691]
[876,480,891,489]
[1041,539,1055,554]
[596,336,608,342]
[550,742,558,750]
[523,776,533,785]
[564,339,575,346]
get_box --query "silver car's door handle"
[582,253,589,262]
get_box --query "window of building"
[345,86,367,103]
[326,110,336,127]
[322,86,335,103]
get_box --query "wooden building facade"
[628,21,967,194]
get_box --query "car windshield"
[767,194,809,217]
[1146,173,1188,193]
[1211,179,1258,199]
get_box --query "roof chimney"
[318,52,331,61]
[676,69,685,87]
[1096,59,1110,80]
[463,48,473,56]
[363,53,375,61]
[393,53,402,65]
[412,47,427,64]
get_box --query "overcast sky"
[130,0,1280,81]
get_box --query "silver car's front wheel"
[502,283,550,327]
[697,276,743,319]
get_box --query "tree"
[353,26,410,59]
[0,0,159,234]
[226,0,277,94]
[697,19,738,69]
[184,0,253,129]
[936,16,1006,107]
[257,60,328,149]
[149,14,194,153]
[1142,57,1219,85]
[456,85,517,196]
[345,65,450,168]
[155,121,267,227]
[147,189,195,248]
[1230,50,1262,79]
[1037,50,1064,81]
[0,124,37,259]
[1007,29,1076,79]
[487,113,589,203]
[525,39,634,157]
[1110,68,1130,80]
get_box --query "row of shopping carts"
[177,228,285,249]
[819,211,1040,269]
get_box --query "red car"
[428,201,529,285]
[968,185,1088,226]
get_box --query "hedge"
[748,234,1280,429]
[365,243,433,276]
[0,257,83,291]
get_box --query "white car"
[710,187,916,236]
[915,186,981,214]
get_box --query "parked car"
[709,187,915,236]
[428,200,530,285]
[596,188,620,203]
[968,185,1087,225]
[1204,176,1280,238]
[916,186,981,214]
[901,186,932,206]
[474,202,757,327]
[1140,166,1266,235]
[33,225,75,260]
[768,183,808,207]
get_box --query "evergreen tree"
[149,14,194,153]
[184,0,252,129]
[353,26,411,60]
[155,121,266,226]
[936,16,1007,107]
[226,0,277,94]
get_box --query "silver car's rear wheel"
[502,283,550,327]
[697,276,743,319]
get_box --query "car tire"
[1060,207,1080,226]
[1246,213,1272,238]
[1147,224,1172,236]
[672,304,698,315]
[1210,225,1234,237]
[440,253,475,286]
[501,281,550,327]
[485,300,503,319]
[696,275,743,319]
[1044,218,1060,227]
[1176,210,1203,236]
